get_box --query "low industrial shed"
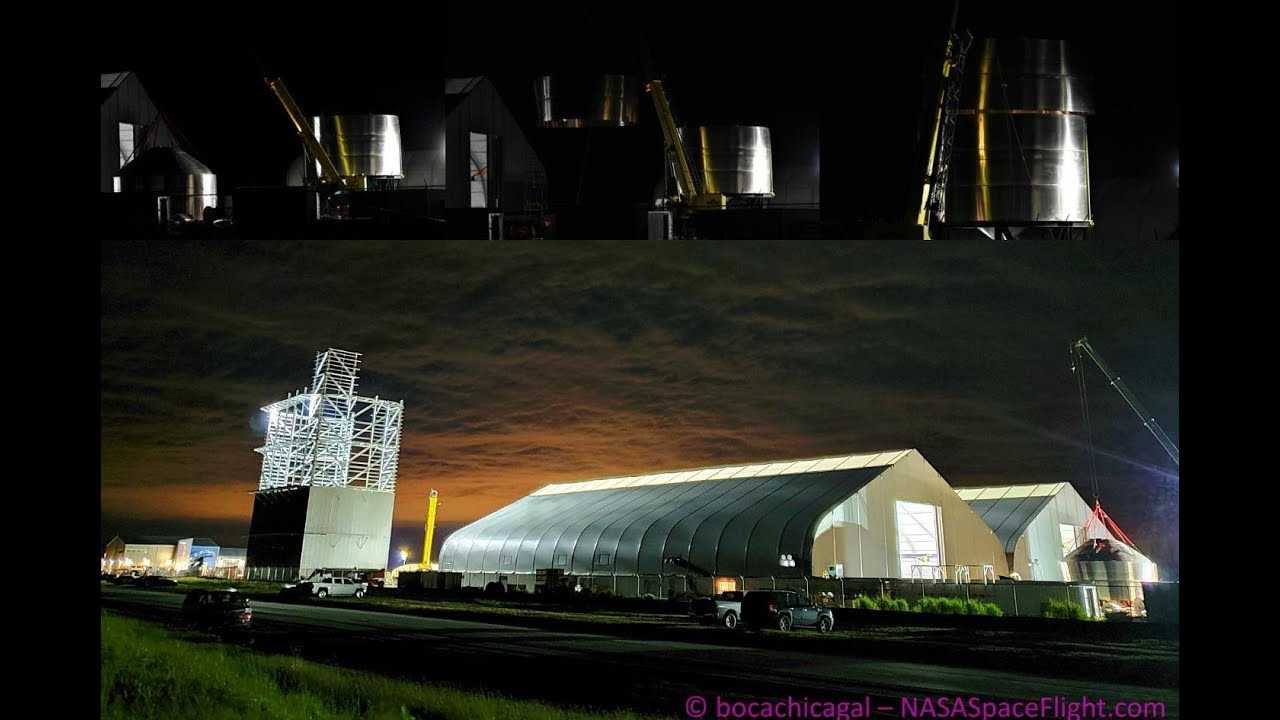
[439,449,1009,596]
[956,483,1128,582]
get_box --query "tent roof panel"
[957,483,1071,552]
[529,450,914,496]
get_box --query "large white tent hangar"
[438,449,1010,596]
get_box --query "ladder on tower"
[925,29,974,228]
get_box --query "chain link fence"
[450,569,1173,619]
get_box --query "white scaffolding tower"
[255,349,404,493]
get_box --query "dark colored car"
[182,589,252,628]
[280,581,314,598]
[136,575,178,589]
[741,590,835,633]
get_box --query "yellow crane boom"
[265,77,347,188]
[421,489,439,570]
[645,80,725,211]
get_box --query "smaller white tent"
[956,483,1119,582]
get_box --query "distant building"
[175,537,222,575]
[103,535,181,574]
[215,548,247,579]
[103,535,245,577]
[100,72,179,194]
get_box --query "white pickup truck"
[690,591,743,629]
[284,574,369,599]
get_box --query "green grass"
[100,611,659,720]
[172,576,285,595]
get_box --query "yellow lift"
[264,77,349,190]
[646,80,726,213]
[421,489,439,570]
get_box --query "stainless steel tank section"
[534,76,581,128]
[591,75,638,126]
[1065,539,1156,615]
[117,147,218,219]
[946,38,1093,227]
[679,125,774,197]
[534,75,638,128]
[311,114,404,187]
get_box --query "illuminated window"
[715,577,737,594]
[469,132,488,208]
[1059,524,1082,557]
[119,123,138,168]
[896,501,942,579]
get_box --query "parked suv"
[309,575,368,599]
[182,589,252,628]
[741,590,835,633]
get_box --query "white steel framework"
[255,349,404,493]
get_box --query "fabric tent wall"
[811,451,1009,579]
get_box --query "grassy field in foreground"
[101,611,659,720]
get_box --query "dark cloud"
[101,240,1179,575]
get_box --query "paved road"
[101,586,1178,718]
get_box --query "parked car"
[280,581,314,598]
[740,590,835,633]
[135,575,178,589]
[691,591,743,629]
[182,589,252,628]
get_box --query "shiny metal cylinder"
[1065,539,1155,612]
[117,147,218,219]
[945,38,1093,227]
[312,114,403,184]
[590,74,638,126]
[534,76,574,127]
[680,125,774,197]
[534,75,638,128]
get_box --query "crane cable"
[1072,345,1101,505]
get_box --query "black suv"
[182,589,252,628]
[741,590,835,632]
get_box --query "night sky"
[101,240,1179,575]
[100,4,1178,574]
